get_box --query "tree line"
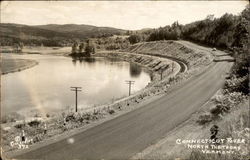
[127,4,249,51]
[127,4,249,95]
[71,39,96,57]
[94,36,130,50]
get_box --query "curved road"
[8,41,233,160]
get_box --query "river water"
[1,54,151,116]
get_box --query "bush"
[108,109,115,115]
[210,104,230,117]
[28,120,41,127]
[14,123,26,129]
[46,113,50,118]
[65,114,75,122]
[82,113,91,121]
[197,113,212,125]
[224,76,249,94]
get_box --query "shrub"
[28,120,41,127]
[197,113,212,125]
[108,109,115,115]
[82,113,91,121]
[46,113,50,118]
[34,113,41,117]
[210,104,230,117]
[65,113,75,122]
[14,123,26,129]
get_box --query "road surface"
[8,41,233,160]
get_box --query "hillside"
[0,23,125,46]
[35,24,125,38]
[123,41,213,68]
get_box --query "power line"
[70,87,82,112]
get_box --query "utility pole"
[160,68,164,80]
[125,80,135,96]
[70,87,82,112]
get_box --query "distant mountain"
[35,24,125,37]
[0,23,126,46]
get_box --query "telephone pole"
[160,68,164,80]
[125,80,135,96]
[172,62,174,72]
[70,87,82,112]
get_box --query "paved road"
[10,42,233,160]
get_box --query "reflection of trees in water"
[71,57,96,65]
[82,57,96,63]
[72,59,77,66]
[150,73,154,81]
[129,63,142,77]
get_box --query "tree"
[71,42,78,54]
[13,42,23,53]
[78,42,85,53]
[128,34,142,44]
[84,40,95,56]
[206,14,215,21]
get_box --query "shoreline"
[2,49,183,155]
[1,58,39,75]
[2,40,213,157]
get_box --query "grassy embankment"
[1,46,71,56]
[1,58,38,75]
[1,41,214,153]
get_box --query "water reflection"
[82,57,96,63]
[2,54,151,116]
[72,57,96,64]
[150,73,154,81]
[72,59,77,66]
[129,63,142,77]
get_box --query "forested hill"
[126,4,249,96]
[0,23,125,46]
[35,24,125,38]
[128,4,249,51]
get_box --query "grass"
[1,58,38,74]
[123,41,213,68]
[1,112,25,123]
[190,100,249,160]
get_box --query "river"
[1,54,151,116]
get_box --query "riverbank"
[1,46,71,56]
[1,52,181,154]
[1,58,38,75]
[1,40,214,156]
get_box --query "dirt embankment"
[96,51,181,81]
[123,40,213,69]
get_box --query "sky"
[1,1,248,30]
